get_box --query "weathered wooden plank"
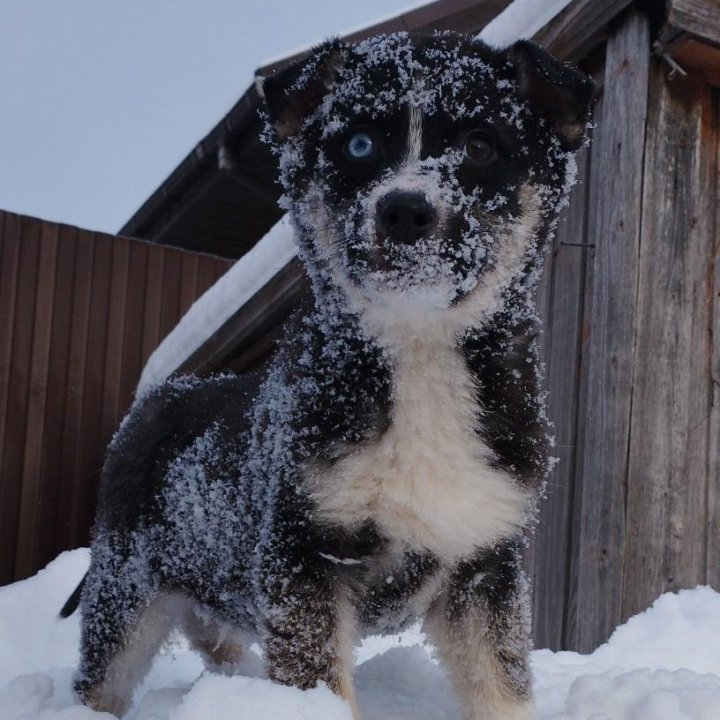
[534,228,555,372]
[623,67,716,619]
[523,221,555,605]
[568,11,650,652]
[15,222,59,577]
[564,104,602,649]
[532,146,591,650]
[704,88,720,589]
[667,0,720,48]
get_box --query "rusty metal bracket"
[652,40,688,80]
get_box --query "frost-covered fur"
[69,32,593,720]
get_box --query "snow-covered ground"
[1,550,719,719]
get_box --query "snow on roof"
[477,0,574,48]
[137,216,297,393]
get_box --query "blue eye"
[346,131,375,159]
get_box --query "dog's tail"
[59,572,87,618]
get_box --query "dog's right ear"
[257,39,348,141]
[510,40,595,151]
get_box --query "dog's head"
[260,33,593,328]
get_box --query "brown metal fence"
[0,210,232,585]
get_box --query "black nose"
[376,191,438,245]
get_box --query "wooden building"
[1,0,718,655]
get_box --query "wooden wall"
[0,210,232,585]
[529,10,720,652]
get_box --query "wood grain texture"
[564,115,600,650]
[668,0,720,48]
[705,92,720,588]
[524,213,555,604]
[622,66,716,619]
[569,11,650,652]
[532,147,591,650]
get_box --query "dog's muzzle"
[376,191,438,245]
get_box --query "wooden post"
[532,147,592,650]
[622,65,717,619]
[709,113,720,584]
[567,10,650,652]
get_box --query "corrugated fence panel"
[0,210,232,584]
[1,215,41,582]
[0,212,23,582]
[15,221,59,579]
[37,224,78,572]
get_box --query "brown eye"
[464,131,497,165]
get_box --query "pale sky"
[0,1,420,234]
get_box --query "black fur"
[67,32,593,718]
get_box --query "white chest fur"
[304,333,529,563]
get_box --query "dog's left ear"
[510,40,595,151]
[257,38,349,141]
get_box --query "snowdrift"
[1,550,719,719]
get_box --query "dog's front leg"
[260,562,358,717]
[425,541,534,720]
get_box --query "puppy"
[62,32,593,720]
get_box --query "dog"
[61,32,593,720]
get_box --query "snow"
[477,0,575,49]
[137,216,297,392]
[2,551,720,720]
